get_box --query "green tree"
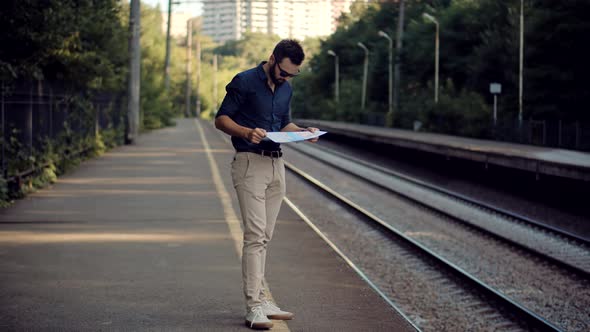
[524,0,590,120]
[291,0,590,137]
[0,0,128,90]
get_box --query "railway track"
[208,122,587,331]
[284,157,564,331]
[287,142,590,277]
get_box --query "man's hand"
[247,128,267,144]
[305,127,320,143]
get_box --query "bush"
[422,90,491,138]
[0,178,10,208]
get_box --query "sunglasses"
[276,61,300,78]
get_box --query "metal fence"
[493,119,590,151]
[359,111,590,152]
[1,80,125,178]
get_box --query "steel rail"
[208,121,562,331]
[284,159,563,332]
[295,143,589,245]
[288,143,590,277]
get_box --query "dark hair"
[272,39,305,65]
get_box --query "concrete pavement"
[0,118,417,332]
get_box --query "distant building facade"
[162,11,196,38]
[331,0,355,29]
[202,0,360,43]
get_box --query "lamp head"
[327,50,336,57]
[422,13,438,24]
[357,42,368,53]
[357,42,369,55]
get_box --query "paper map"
[265,131,327,143]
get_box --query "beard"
[270,63,286,86]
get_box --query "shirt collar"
[256,61,268,81]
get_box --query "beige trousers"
[231,152,286,311]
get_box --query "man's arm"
[281,122,320,143]
[215,115,267,144]
[214,74,266,145]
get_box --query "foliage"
[136,3,176,129]
[2,0,587,204]
[188,32,283,119]
[288,0,589,135]
[0,178,9,208]
[0,0,182,205]
[523,0,590,120]
[0,0,128,89]
[215,32,281,68]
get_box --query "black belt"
[237,149,283,158]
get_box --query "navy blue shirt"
[215,62,292,152]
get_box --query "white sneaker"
[261,300,294,320]
[245,306,274,330]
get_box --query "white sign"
[490,83,502,94]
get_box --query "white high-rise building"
[202,0,354,43]
[202,1,240,43]
[331,0,356,28]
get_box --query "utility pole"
[327,50,339,103]
[127,0,141,144]
[164,0,173,91]
[423,13,439,103]
[195,36,201,117]
[378,31,392,125]
[213,54,218,112]
[267,0,273,35]
[392,0,405,127]
[518,0,524,128]
[185,18,192,117]
[357,42,369,111]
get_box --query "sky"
[141,0,203,16]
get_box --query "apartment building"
[201,1,240,42]
[202,0,357,43]
[331,0,355,28]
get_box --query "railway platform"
[296,119,590,182]
[0,118,417,332]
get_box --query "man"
[215,39,319,330]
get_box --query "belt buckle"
[259,150,280,158]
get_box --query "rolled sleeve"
[216,75,245,119]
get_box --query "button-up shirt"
[215,61,292,151]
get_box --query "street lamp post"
[378,30,393,123]
[195,36,201,117]
[393,0,406,127]
[327,50,339,103]
[127,0,141,144]
[423,13,439,103]
[185,18,192,117]
[519,0,524,128]
[357,42,369,110]
[213,54,218,112]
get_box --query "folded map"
[265,130,327,143]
